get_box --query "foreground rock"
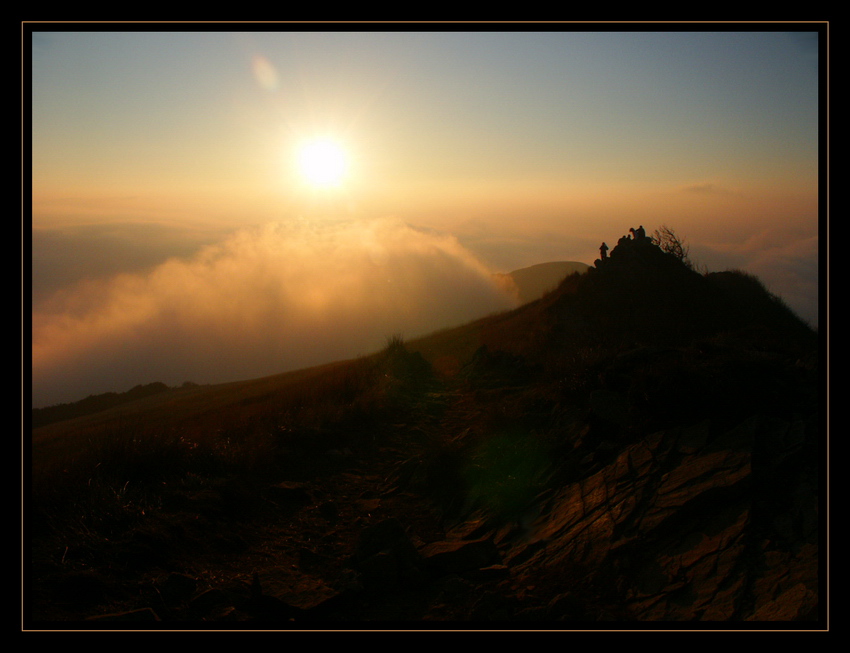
[502,415,819,621]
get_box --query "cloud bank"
[31,218,518,407]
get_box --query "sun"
[296,138,348,188]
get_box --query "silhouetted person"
[600,242,609,260]
[636,225,646,241]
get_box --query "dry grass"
[29,335,442,568]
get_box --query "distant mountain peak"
[495,260,589,305]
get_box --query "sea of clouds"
[31,217,519,407]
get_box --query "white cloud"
[31,217,517,407]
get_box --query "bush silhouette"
[651,225,692,268]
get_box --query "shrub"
[652,225,692,268]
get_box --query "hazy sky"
[29,26,823,407]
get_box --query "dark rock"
[510,413,818,621]
[240,573,304,621]
[466,564,510,581]
[318,500,340,522]
[419,537,501,575]
[51,569,109,605]
[298,547,332,571]
[212,532,249,553]
[267,481,312,504]
[188,588,230,616]
[546,592,590,621]
[353,518,420,565]
[469,592,521,621]
[158,572,197,603]
[86,607,161,621]
[357,550,400,590]
[589,389,630,428]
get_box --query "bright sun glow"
[296,138,348,188]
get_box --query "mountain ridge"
[28,231,822,627]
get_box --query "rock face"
[420,537,502,575]
[506,415,819,621]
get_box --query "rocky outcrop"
[420,537,502,575]
[504,414,819,621]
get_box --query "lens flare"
[251,54,279,91]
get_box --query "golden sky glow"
[29,26,823,406]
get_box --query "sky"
[28,25,824,408]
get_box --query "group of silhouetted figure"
[597,225,648,266]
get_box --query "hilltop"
[27,228,822,628]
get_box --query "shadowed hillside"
[27,228,822,629]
